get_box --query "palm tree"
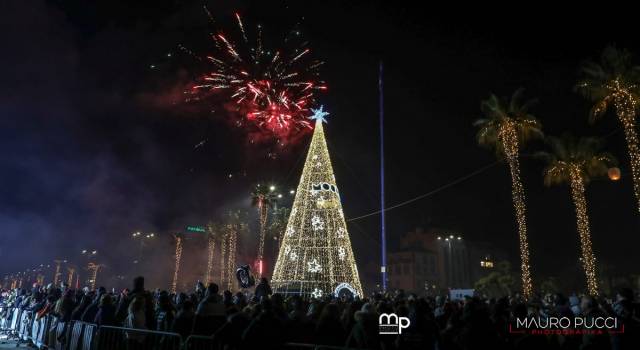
[251,184,277,278]
[577,46,640,212]
[538,135,616,296]
[474,88,542,299]
[204,221,224,284]
[269,207,291,248]
[171,233,184,294]
[223,210,248,291]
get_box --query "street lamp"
[132,232,155,264]
[269,185,276,192]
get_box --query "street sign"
[186,225,206,233]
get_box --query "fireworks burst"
[185,10,326,142]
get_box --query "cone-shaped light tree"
[272,106,363,298]
[538,135,616,296]
[577,46,640,212]
[251,184,277,278]
[474,89,542,299]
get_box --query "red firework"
[186,11,326,140]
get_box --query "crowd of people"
[1,276,639,350]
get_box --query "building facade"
[387,227,506,293]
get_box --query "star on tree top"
[309,105,330,124]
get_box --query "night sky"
[2,1,639,290]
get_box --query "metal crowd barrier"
[183,334,218,350]
[0,307,362,350]
[96,325,182,350]
[283,343,361,350]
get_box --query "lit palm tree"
[538,135,616,296]
[171,233,184,294]
[474,88,542,299]
[269,206,291,248]
[221,210,248,290]
[251,184,277,278]
[204,221,224,284]
[577,46,640,212]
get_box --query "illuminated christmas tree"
[271,106,363,298]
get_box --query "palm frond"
[541,134,616,185]
[474,88,542,155]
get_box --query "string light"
[498,119,533,300]
[205,224,216,284]
[171,234,183,294]
[578,48,640,212]
[606,81,640,211]
[272,107,363,298]
[220,232,227,285]
[568,167,599,296]
[87,263,102,290]
[252,186,276,279]
[226,224,237,291]
[541,136,613,296]
[53,260,62,286]
[257,201,267,278]
[476,90,539,300]
[67,267,75,287]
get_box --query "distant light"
[269,185,276,191]
[449,235,454,239]
[166,53,172,57]
[290,190,295,195]
[445,238,449,241]
[457,236,462,240]
[91,250,97,255]
[81,250,87,254]
[437,236,442,240]
[277,194,283,198]
[149,64,156,69]
[608,167,621,181]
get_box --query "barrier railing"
[0,307,362,350]
[183,334,218,350]
[96,325,182,350]
[282,343,363,350]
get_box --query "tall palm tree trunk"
[506,155,533,299]
[220,234,227,285]
[501,123,533,299]
[227,230,237,291]
[616,105,640,212]
[568,168,599,296]
[172,236,183,294]
[205,235,215,283]
[257,203,268,278]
